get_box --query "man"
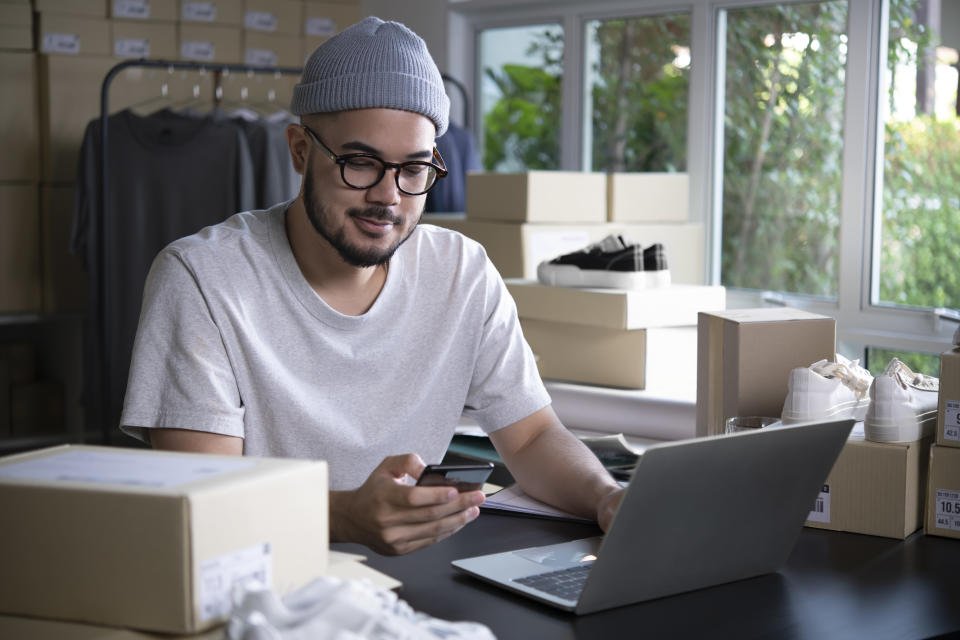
[121,17,623,555]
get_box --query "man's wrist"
[328,489,354,543]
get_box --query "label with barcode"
[199,542,272,622]
[114,38,150,57]
[935,489,960,531]
[945,400,960,441]
[114,0,150,19]
[42,33,80,55]
[245,10,277,31]
[807,483,831,523]
[306,17,336,37]
[181,40,214,61]
[245,48,277,67]
[182,1,216,22]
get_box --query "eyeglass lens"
[341,157,438,195]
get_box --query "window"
[478,23,564,171]
[584,13,691,172]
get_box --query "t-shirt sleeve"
[120,248,245,443]
[462,258,551,433]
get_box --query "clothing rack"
[441,73,470,128]
[96,58,303,443]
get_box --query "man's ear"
[286,124,309,175]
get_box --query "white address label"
[199,543,273,623]
[183,1,216,22]
[114,0,150,19]
[115,38,150,58]
[245,10,277,31]
[245,48,277,67]
[42,33,80,55]
[935,489,960,531]
[807,483,831,523]
[306,17,336,37]
[945,400,960,442]
[181,40,215,61]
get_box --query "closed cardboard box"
[37,13,112,56]
[110,0,178,22]
[35,0,108,18]
[0,445,329,634]
[0,183,42,313]
[696,308,836,437]
[466,171,607,223]
[179,0,242,25]
[937,347,960,448]
[804,435,932,539]
[179,23,242,63]
[244,0,301,34]
[41,185,87,313]
[111,20,178,59]
[0,3,32,50]
[925,443,960,539]
[607,172,689,222]
[302,1,362,38]
[506,280,725,330]
[243,30,301,67]
[0,52,39,180]
[521,320,695,390]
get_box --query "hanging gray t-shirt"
[120,202,550,489]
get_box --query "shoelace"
[810,358,873,399]
[885,358,939,391]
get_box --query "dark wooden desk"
[334,512,960,640]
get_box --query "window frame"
[449,0,959,359]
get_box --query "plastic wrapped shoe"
[864,358,939,443]
[781,354,873,424]
[227,576,497,640]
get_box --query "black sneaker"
[536,235,671,289]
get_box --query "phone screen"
[415,463,494,492]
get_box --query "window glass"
[865,347,940,377]
[876,0,960,311]
[584,13,691,172]
[720,2,848,296]
[478,24,564,171]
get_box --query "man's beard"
[302,163,422,268]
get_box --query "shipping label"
[945,400,960,442]
[306,17,336,37]
[244,48,277,67]
[181,40,215,61]
[807,483,831,523]
[115,38,150,58]
[183,1,216,22]
[42,33,80,55]
[114,0,150,19]
[245,10,277,31]
[935,489,960,531]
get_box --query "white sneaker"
[781,354,873,424]
[864,358,939,443]
[227,576,496,640]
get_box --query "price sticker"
[945,400,960,442]
[807,483,831,523]
[935,489,960,531]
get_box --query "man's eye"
[401,164,427,176]
[346,158,378,169]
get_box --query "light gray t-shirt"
[120,202,550,489]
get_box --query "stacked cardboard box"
[924,343,960,540]
[0,0,32,51]
[301,1,363,61]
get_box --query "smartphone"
[415,462,494,492]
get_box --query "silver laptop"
[452,419,853,615]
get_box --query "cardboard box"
[925,444,960,539]
[110,0,178,22]
[805,435,932,539]
[696,308,836,437]
[179,23,242,63]
[0,445,329,634]
[0,3,31,50]
[0,615,226,639]
[41,185,87,313]
[607,172,689,222]
[243,0,301,34]
[0,52,39,180]
[521,321,695,389]
[302,1,362,38]
[937,347,960,448]
[242,30,301,67]
[466,171,608,223]
[35,0,108,17]
[179,0,243,25]
[37,13,112,56]
[111,19,178,59]
[506,280,725,330]
[0,183,42,313]
[10,379,64,437]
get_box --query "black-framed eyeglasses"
[300,124,448,196]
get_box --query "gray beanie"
[291,16,450,137]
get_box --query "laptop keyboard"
[513,563,593,601]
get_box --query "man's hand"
[597,487,625,532]
[329,454,485,555]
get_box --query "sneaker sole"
[537,263,671,289]
[863,409,937,442]
[781,399,870,425]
